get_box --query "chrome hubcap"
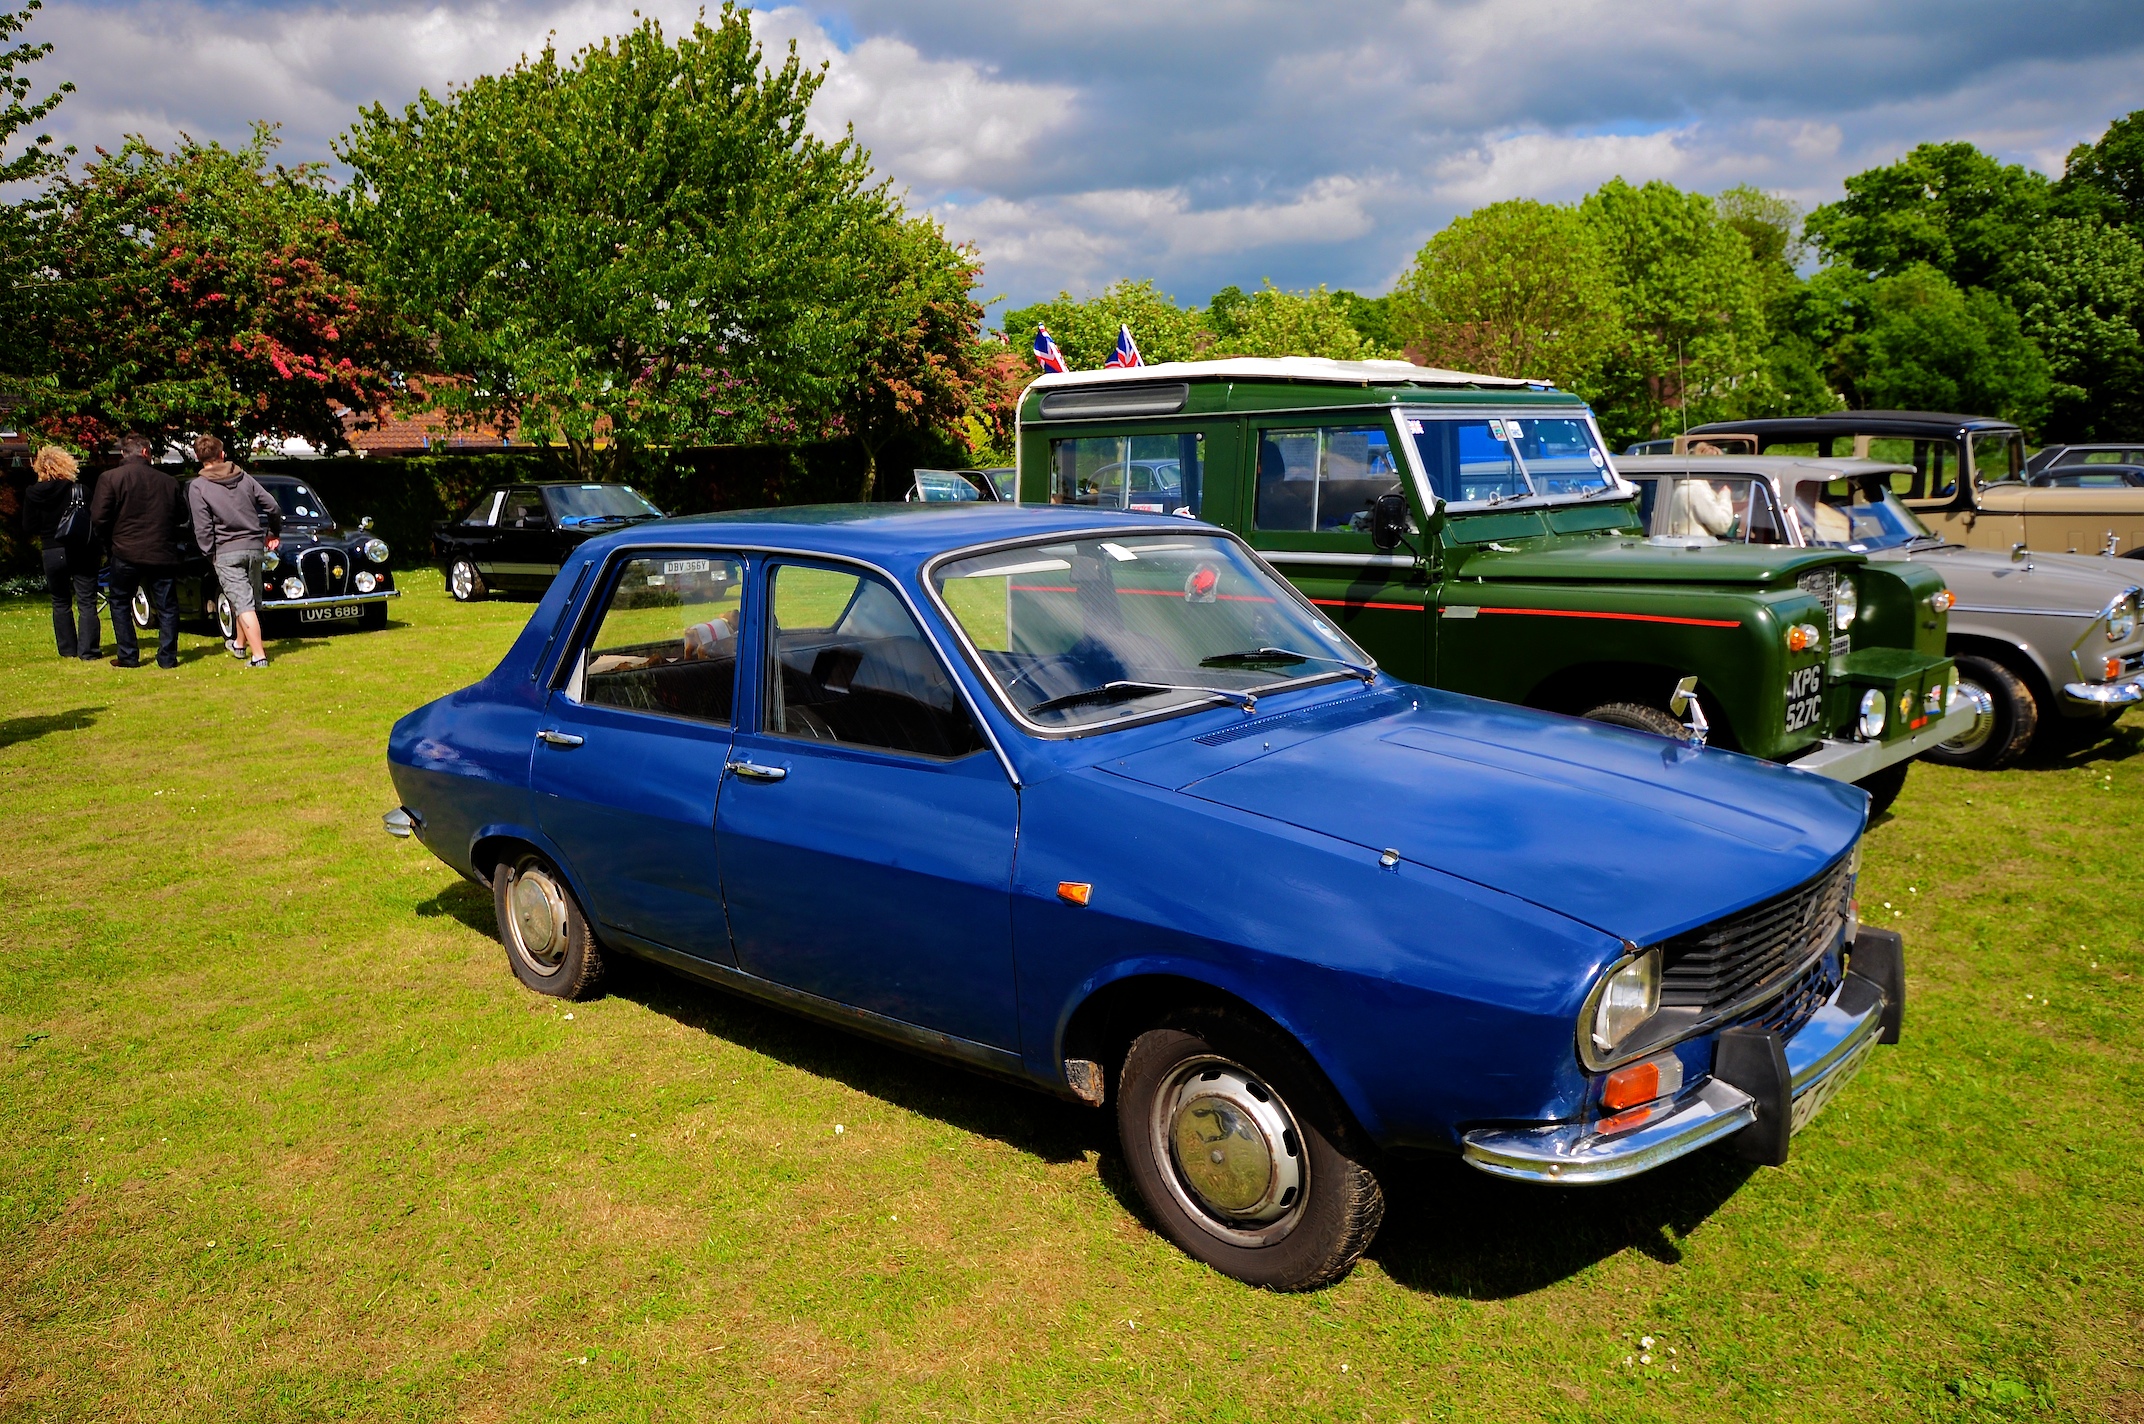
[1940,679,1997,753]
[452,563,476,599]
[508,867,568,974]
[217,595,235,640]
[1152,1057,1305,1246]
[131,587,151,628]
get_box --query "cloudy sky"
[17,0,2144,317]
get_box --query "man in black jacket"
[90,434,183,669]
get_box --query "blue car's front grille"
[1740,956,1841,1040]
[1657,854,1853,1017]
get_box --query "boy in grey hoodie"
[186,435,282,667]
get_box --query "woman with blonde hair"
[23,444,102,660]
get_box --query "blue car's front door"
[715,559,1021,1051]
[532,550,746,963]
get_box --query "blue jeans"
[107,555,179,668]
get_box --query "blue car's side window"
[764,562,985,758]
[570,554,744,724]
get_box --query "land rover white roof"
[1026,356,1541,391]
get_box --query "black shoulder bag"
[51,482,89,544]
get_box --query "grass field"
[2,577,2140,1422]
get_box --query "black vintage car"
[126,472,399,637]
[431,481,664,601]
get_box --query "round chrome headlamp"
[2107,594,2136,643]
[1857,688,1887,739]
[354,571,378,593]
[362,537,391,564]
[1834,576,1859,631]
[1586,948,1661,1061]
[282,576,307,600]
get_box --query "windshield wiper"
[1028,680,1258,715]
[1199,647,1375,682]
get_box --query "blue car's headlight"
[1584,946,1661,1064]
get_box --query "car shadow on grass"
[612,955,1114,1169]
[2017,719,2144,771]
[0,705,106,748]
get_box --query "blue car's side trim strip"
[614,932,1036,1085]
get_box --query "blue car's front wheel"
[1118,1009,1383,1291]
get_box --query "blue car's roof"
[619,503,1192,571]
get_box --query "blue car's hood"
[1100,688,1865,947]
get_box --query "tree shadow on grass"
[612,956,1113,1170]
[0,705,106,748]
[1366,1149,1758,1298]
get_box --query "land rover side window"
[1971,431,2024,486]
[1253,424,1400,532]
[1868,439,1959,501]
[765,562,985,758]
[1649,475,1788,544]
[1050,433,1205,515]
[575,555,744,724]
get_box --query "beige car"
[1670,412,2144,561]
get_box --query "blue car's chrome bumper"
[1459,972,1889,1185]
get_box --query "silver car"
[1620,455,2144,768]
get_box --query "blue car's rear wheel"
[494,851,604,999]
[1118,1009,1383,1291]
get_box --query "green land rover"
[1015,358,1970,812]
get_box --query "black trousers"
[107,555,179,668]
[43,544,101,659]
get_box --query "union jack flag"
[1032,326,1068,373]
[1104,324,1143,369]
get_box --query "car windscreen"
[1793,477,1935,551]
[543,484,662,525]
[933,533,1373,731]
[1409,415,1616,506]
[267,481,332,522]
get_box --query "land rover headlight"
[1834,576,1859,631]
[1587,947,1661,1059]
[362,537,390,564]
[2106,594,2136,643]
[1857,688,1887,739]
[282,576,307,600]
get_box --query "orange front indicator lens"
[1929,589,1956,613]
[1057,881,1092,906]
[1601,1052,1685,1111]
[1786,623,1820,653]
[2106,656,2123,681]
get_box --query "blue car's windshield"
[544,484,661,525]
[934,533,1374,731]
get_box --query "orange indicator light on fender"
[1057,881,1093,906]
[1601,1052,1684,1111]
[1785,623,1820,653]
[2106,656,2123,680]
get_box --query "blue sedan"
[385,503,1902,1290]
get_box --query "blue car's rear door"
[532,550,745,963]
[715,558,1021,1052]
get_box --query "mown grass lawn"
[1,577,2139,1423]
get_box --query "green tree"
[1716,185,1838,417]
[1803,141,2049,293]
[841,215,987,499]
[338,9,919,478]
[1205,279,1397,359]
[2005,217,2144,439]
[2054,108,2144,229]
[1580,179,1770,445]
[1828,263,2050,423]
[0,0,68,185]
[1387,198,1621,388]
[15,126,395,452]
[1001,278,1208,371]
[1329,289,1399,351]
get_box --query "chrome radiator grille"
[300,547,350,597]
[1657,855,1854,1016]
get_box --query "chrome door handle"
[727,760,787,782]
[537,729,584,747]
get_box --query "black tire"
[1581,700,1685,738]
[1116,1008,1383,1291]
[359,601,389,631]
[449,560,487,602]
[493,851,605,999]
[1855,760,1910,817]
[1922,655,2037,769]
